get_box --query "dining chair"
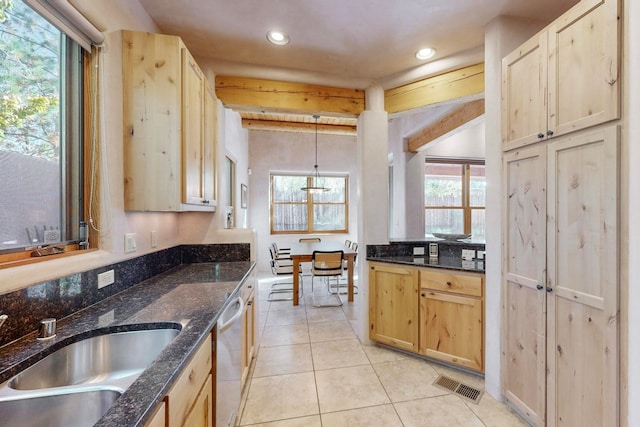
[267,249,301,302]
[272,241,290,255]
[311,250,344,307]
[334,242,358,295]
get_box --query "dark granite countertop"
[0,261,255,427]
[389,237,486,246]
[367,255,485,273]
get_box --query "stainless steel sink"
[9,328,180,390]
[0,389,121,427]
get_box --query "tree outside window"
[0,0,84,252]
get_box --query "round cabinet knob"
[546,287,553,293]
[538,133,545,139]
[536,284,544,290]
[446,281,452,286]
[546,130,554,137]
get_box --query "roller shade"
[23,0,103,50]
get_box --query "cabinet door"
[181,48,205,205]
[202,83,217,206]
[369,263,419,352]
[546,126,618,427]
[168,335,212,427]
[241,290,255,387]
[547,0,619,138]
[502,144,547,426]
[145,401,166,427]
[182,374,213,427]
[419,290,483,372]
[122,31,182,211]
[502,30,548,151]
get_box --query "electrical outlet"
[150,230,158,248]
[97,270,114,289]
[461,249,476,260]
[124,233,137,253]
[477,250,486,260]
[413,246,425,256]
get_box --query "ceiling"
[138,0,578,86]
[136,0,578,132]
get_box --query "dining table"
[289,241,357,306]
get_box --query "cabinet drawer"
[168,334,212,427]
[420,270,482,297]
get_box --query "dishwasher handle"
[218,296,244,333]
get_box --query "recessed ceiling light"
[416,47,436,60]
[266,30,290,46]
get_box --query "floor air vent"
[433,375,484,404]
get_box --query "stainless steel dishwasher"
[216,288,244,427]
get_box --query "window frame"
[0,4,92,268]
[423,158,485,236]
[270,173,349,235]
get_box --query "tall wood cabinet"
[122,30,217,211]
[502,2,620,425]
[502,0,619,151]
[503,126,619,427]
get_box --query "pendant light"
[301,115,330,193]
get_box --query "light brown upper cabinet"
[502,0,619,151]
[122,30,217,211]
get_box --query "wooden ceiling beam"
[407,98,485,152]
[385,63,485,115]
[215,76,365,117]
[241,119,356,136]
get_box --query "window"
[0,1,85,256]
[270,174,348,234]
[424,160,485,239]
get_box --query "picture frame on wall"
[241,183,247,209]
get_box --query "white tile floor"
[237,273,529,426]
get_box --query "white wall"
[248,130,357,272]
[624,0,639,425]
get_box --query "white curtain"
[23,0,103,51]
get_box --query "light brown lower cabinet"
[419,269,484,372]
[369,262,419,352]
[241,275,257,387]
[182,375,213,427]
[165,334,213,427]
[369,262,484,372]
[146,401,166,427]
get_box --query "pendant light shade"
[301,115,330,193]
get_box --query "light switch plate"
[150,230,158,248]
[124,233,137,253]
